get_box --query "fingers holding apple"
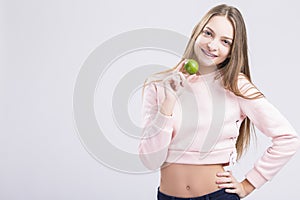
[162,59,199,100]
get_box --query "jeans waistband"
[157,187,228,200]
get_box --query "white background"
[1,0,300,199]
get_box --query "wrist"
[160,99,176,116]
[241,179,255,197]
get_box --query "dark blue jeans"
[157,188,240,200]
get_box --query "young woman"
[139,4,300,200]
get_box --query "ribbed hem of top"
[246,168,268,189]
[164,148,235,165]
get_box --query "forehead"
[204,15,234,39]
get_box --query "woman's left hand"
[216,171,248,198]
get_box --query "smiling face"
[193,15,234,72]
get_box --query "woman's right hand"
[163,71,186,101]
[159,60,188,116]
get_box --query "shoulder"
[237,73,262,98]
[143,80,164,101]
[143,81,157,97]
[237,73,250,83]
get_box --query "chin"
[199,60,218,68]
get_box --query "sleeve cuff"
[246,168,268,189]
[152,108,174,132]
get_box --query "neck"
[198,65,218,75]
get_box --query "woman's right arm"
[138,82,176,170]
[138,60,187,170]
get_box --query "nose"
[207,39,218,51]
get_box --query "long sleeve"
[237,75,300,188]
[138,82,174,170]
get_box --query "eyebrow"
[205,26,233,40]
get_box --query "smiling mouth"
[201,48,217,58]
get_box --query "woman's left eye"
[223,40,231,46]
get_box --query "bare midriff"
[159,162,226,198]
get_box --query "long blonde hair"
[143,4,264,159]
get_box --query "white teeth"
[202,49,216,57]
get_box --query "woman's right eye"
[203,30,212,37]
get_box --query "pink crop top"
[138,70,300,189]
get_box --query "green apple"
[184,59,199,75]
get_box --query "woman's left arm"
[237,76,300,189]
[217,75,300,198]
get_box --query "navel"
[186,185,190,190]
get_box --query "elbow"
[293,135,300,152]
[272,133,300,157]
[288,133,300,152]
[282,134,300,154]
